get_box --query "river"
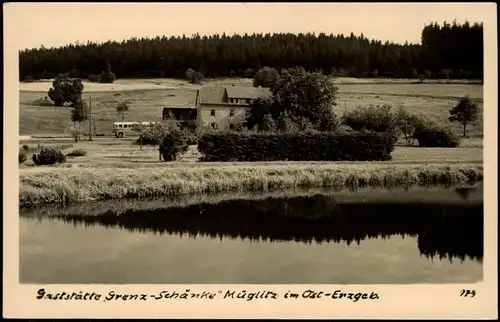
[19,186,483,284]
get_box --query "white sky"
[4,2,492,50]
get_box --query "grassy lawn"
[18,136,483,171]
[19,78,484,137]
[18,134,483,206]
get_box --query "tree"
[270,67,339,131]
[253,67,279,88]
[191,71,204,84]
[131,123,146,149]
[70,99,89,142]
[448,96,479,137]
[185,68,196,81]
[48,73,84,107]
[99,60,116,83]
[116,101,130,120]
[395,107,422,146]
[258,114,276,132]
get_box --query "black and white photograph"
[3,1,497,319]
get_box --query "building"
[162,104,197,129]
[197,85,272,130]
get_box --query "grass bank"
[20,184,483,217]
[19,164,483,206]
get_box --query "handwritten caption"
[36,288,380,302]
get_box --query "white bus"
[112,121,157,138]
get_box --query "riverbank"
[20,184,484,217]
[19,163,483,206]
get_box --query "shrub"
[66,149,87,157]
[88,74,101,83]
[32,96,54,106]
[159,131,190,162]
[185,68,196,81]
[243,68,255,78]
[22,144,29,151]
[413,122,461,148]
[342,104,398,134]
[19,152,27,164]
[394,107,425,146]
[191,71,204,84]
[32,147,67,166]
[136,123,166,145]
[99,60,116,84]
[198,132,396,162]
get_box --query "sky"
[4,2,492,50]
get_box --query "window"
[229,123,234,130]
[229,109,234,117]
[211,109,216,116]
[246,99,252,104]
[211,122,218,130]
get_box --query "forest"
[19,21,483,81]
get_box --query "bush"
[19,152,27,164]
[342,104,398,134]
[99,60,116,84]
[413,122,460,148]
[136,123,165,145]
[159,131,190,161]
[32,96,54,106]
[198,132,396,162]
[243,68,255,78]
[66,149,87,157]
[88,74,101,83]
[99,70,116,83]
[394,107,424,146]
[32,147,67,166]
[22,144,29,151]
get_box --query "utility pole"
[344,100,347,114]
[89,96,93,141]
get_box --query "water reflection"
[22,193,483,263]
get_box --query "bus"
[112,121,157,138]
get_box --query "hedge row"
[198,132,396,162]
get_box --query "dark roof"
[199,86,271,105]
[199,87,226,105]
[226,86,271,99]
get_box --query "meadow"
[19,77,484,137]
[18,133,483,206]
[18,77,484,206]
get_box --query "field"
[18,77,484,206]
[19,134,483,206]
[19,136,483,170]
[19,77,484,137]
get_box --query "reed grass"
[20,184,483,218]
[19,164,483,206]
